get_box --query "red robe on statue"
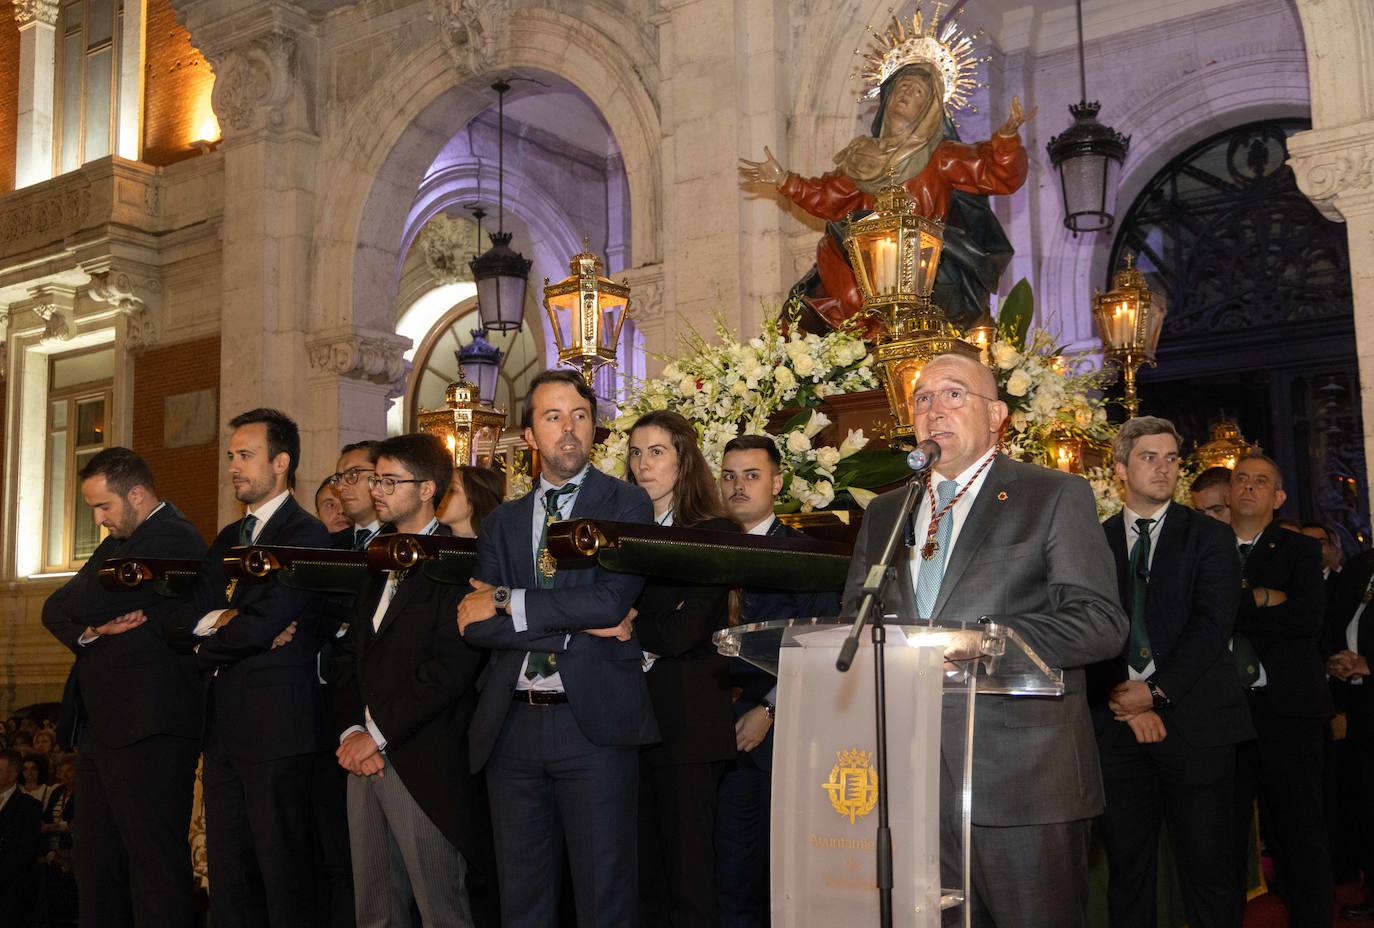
[779,134,1028,334]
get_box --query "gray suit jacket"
[842,454,1127,826]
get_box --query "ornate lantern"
[962,308,998,367]
[417,366,507,467]
[1092,252,1166,417]
[469,80,532,332]
[456,329,502,408]
[543,238,632,384]
[844,182,944,330]
[1045,432,1085,474]
[1196,420,1259,471]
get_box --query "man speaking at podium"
[842,352,1127,928]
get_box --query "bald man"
[842,352,1127,928]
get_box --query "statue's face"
[883,73,934,132]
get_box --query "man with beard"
[41,447,206,928]
[457,370,657,926]
[178,408,332,927]
[334,433,488,925]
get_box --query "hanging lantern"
[543,237,632,384]
[469,79,532,332]
[456,329,503,408]
[1092,252,1166,416]
[962,308,998,366]
[1196,420,1259,471]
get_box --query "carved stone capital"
[86,269,163,352]
[428,0,508,75]
[307,332,409,386]
[621,264,665,324]
[208,30,298,134]
[13,0,58,27]
[32,304,72,344]
[1288,122,1374,221]
[420,214,478,285]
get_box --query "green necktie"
[354,526,372,550]
[1233,543,1260,686]
[1127,517,1155,673]
[525,484,579,681]
[238,513,258,546]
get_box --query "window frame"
[52,0,123,174]
[41,346,114,572]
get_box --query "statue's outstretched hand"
[996,96,1037,138]
[739,146,787,187]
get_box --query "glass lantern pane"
[1061,154,1114,232]
[917,229,942,297]
[477,275,527,332]
[858,231,901,296]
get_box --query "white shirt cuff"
[78,630,98,646]
[510,589,528,633]
[364,707,387,750]
[194,611,226,636]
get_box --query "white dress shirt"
[1345,574,1372,687]
[1122,502,1168,680]
[907,449,998,610]
[195,489,293,637]
[746,515,777,537]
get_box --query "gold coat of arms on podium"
[822,748,880,824]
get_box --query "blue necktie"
[915,480,959,619]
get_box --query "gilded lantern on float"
[1092,253,1166,417]
[963,308,999,367]
[543,238,631,383]
[417,366,507,467]
[844,183,944,328]
[1196,420,1258,471]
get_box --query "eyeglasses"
[367,475,424,495]
[330,467,375,487]
[911,387,998,413]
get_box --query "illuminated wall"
[141,0,217,167]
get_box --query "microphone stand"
[836,466,932,928]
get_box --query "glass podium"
[714,618,1063,928]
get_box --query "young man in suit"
[334,433,489,926]
[0,749,43,921]
[716,434,840,927]
[1093,418,1251,928]
[458,369,656,927]
[840,352,1127,928]
[330,441,383,551]
[179,408,333,928]
[41,447,208,928]
[1229,454,1333,927]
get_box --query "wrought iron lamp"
[469,79,532,333]
[417,363,507,467]
[457,329,502,408]
[1092,252,1166,417]
[844,182,977,439]
[1046,0,1130,234]
[543,238,632,384]
[1196,420,1258,470]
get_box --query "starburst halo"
[854,3,990,112]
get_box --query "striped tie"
[915,480,959,620]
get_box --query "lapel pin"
[1268,542,1276,549]
[997,491,1008,501]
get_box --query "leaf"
[848,487,879,509]
[997,279,1034,350]
[833,448,912,488]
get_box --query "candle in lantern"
[1112,302,1136,348]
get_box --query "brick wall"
[132,336,220,539]
[0,16,19,193]
[141,0,216,168]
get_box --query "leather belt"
[513,689,568,706]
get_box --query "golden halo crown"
[855,3,989,111]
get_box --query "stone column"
[13,0,56,189]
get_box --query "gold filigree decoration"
[854,3,988,110]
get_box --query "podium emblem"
[822,749,879,824]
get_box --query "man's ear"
[1273,488,1288,512]
[771,473,783,497]
[419,480,436,504]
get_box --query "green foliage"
[997,278,1034,350]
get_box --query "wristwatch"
[1146,681,1170,710]
[492,586,512,615]
[760,699,776,721]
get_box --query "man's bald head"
[911,352,1007,478]
[922,352,999,398]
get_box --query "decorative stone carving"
[32,304,72,345]
[428,0,508,75]
[208,31,297,133]
[0,181,92,249]
[1289,125,1374,222]
[419,214,478,285]
[12,0,58,27]
[86,270,163,353]
[621,265,665,323]
[307,333,408,386]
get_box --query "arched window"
[1111,119,1366,545]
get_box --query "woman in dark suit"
[625,409,738,927]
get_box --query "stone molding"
[85,269,163,353]
[1288,122,1374,222]
[31,304,72,345]
[12,0,57,27]
[306,332,409,386]
[427,0,508,75]
[208,30,298,134]
[621,263,664,324]
[0,180,92,250]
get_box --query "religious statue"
[740,10,1035,338]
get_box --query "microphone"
[905,440,942,473]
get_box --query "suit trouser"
[1234,690,1332,928]
[486,701,639,928]
[1097,721,1241,928]
[311,747,356,928]
[715,755,771,928]
[347,753,473,928]
[203,737,315,928]
[966,819,1092,928]
[639,757,726,928]
[1349,709,1374,899]
[72,733,199,928]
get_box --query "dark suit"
[41,502,206,928]
[333,524,492,925]
[636,515,738,928]
[1325,549,1374,902]
[465,466,656,927]
[1093,502,1252,928]
[1232,523,1332,927]
[718,517,841,928]
[0,789,42,922]
[842,455,1127,928]
[178,492,332,928]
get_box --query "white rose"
[1005,369,1033,397]
[805,480,835,511]
[1031,391,1058,418]
[786,430,812,454]
[774,365,797,390]
[1010,411,1029,432]
[731,380,748,396]
[792,354,816,377]
[816,446,842,472]
[993,343,1022,370]
[679,375,697,395]
[661,363,681,380]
